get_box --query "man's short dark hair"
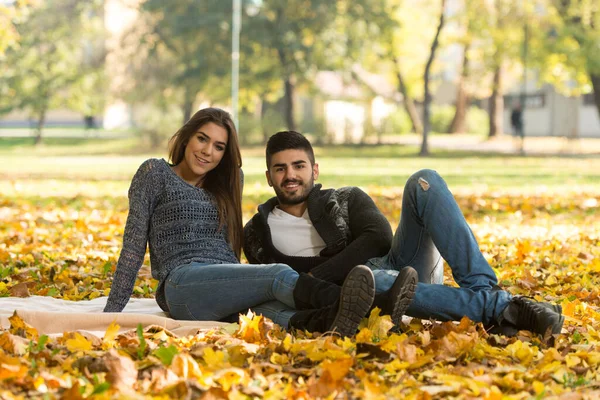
[265,130,315,168]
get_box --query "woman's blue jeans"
[165,263,298,327]
[366,169,511,325]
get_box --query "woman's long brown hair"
[168,108,243,259]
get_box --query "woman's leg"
[165,262,298,321]
[250,300,295,328]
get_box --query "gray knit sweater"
[103,158,239,313]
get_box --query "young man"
[244,130,564,336]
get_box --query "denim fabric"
[366,169,511,325]
[164,262,298,323]
[250,300,296,328]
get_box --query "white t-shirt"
[268,207,327,256]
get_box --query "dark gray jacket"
[243,184,392,284]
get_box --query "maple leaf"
[170,353,204,380]
[8,312,39,340]
[65,332,93,352]
[235,310,272,344]
[308,358,353,397]
[0,352,29,380]
[8,282,30,298]
[102,320,120,350]
[0,331,28,355]
[203,347,229,369]
[357,308,394,343]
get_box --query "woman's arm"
[104,160,156,312]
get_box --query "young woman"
[102,107,407,337]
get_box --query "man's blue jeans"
[366,169,510,325]
[164,262,297,327]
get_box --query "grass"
[2,137,600,197]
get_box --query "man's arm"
[309,188,392,283]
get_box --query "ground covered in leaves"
[1,187,599,399]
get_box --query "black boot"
[289,265,375,337]
[489,296,564,336]
[293,266,418,327]
[292,273,340,310]
[371,266,418,326]
[491,285,562,315]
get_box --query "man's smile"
[283,181,301,190]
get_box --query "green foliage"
[430,105,455,133]
[237,112,265,145]
[124,0,233,124]
[153,345,179,366]
[91,381,110,395]
[136,324,147,360]
[466,107,489,136]
[0,0,37,55]
[381,108,412,135]
[561,373,590,389]
[536,0,600,119]
[242,0,339,129]
[299,115,326,140]
[0,0,105,140]
[0,3,19,55]
[429,105,489,135]
[260,108,287,138]
[132,104,183,149]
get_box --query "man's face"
[266,149,319,206]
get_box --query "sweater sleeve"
[309,188,392,283]
[104,160,155,312]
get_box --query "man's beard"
[274,176,314,205]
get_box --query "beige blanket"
[0,296,230,338]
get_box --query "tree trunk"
[488,65,504,138]
[283,77,296,131]
[420,0,446,157]
[394,62,423,135]
[276,47,296,132]
[449,43,471,134]
[590,73,600,124]
[182,90,194,125]
[260,99,270,144]
[34,109,46,146]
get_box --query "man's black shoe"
[492,296,564,336]
[379,266,418,327]
[330,265,376,336]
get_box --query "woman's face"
[181,122,228,185]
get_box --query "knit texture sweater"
[243,184,392,284]
[104,158,239,313]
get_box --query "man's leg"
[249,266,376,336]
[367,169,506,324]
[371,269,509,324]
[369,170,562,333]
[381,169,498,291]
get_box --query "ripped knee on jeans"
[418,177,430,191]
